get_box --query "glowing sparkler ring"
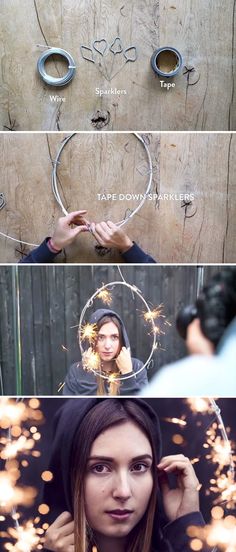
[78,280,157,381]
[51,132,153,227]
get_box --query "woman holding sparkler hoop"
[43,398,207,552]
[63,309,148,396]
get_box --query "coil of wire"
[37,47,76,86]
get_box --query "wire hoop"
[78,280,157,381]
[51,132,153,227]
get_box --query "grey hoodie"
[63,308,148,395]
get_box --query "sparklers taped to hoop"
[61,273,170,395]
[0,397,235,551]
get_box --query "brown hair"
[72,400,159,552]
[94,315,124,396]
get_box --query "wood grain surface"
[0,0,235,131]
[0,132,235,263]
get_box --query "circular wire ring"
[52,132,153,227]
[37,48,76,87]
[78,280,157,382]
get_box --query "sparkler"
[79,323,98,345]
[0,471,37,512]
[188,517,236,552]
[4,521,40,552]
[96,289,113,305]
[78,273,169,382]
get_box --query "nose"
[104,337,113,350]
[112,471,132,501]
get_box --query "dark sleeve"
[163,512,209,552]
[119,362,148,395]
[121,242,156,264]
[62,364,80,396]
[19,238,61,263]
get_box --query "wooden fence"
[0,264,219,394]
[0,0,235,131]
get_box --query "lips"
[106,509,134,521]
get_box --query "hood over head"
[43,398,162,524]
[86,308,130,349]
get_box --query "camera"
[176,268,236,347]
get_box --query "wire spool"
[52,132,153,227]
[37,47,76,87]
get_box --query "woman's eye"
[91,464,110,474]
[131,463,149,473]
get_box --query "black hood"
[43,398,162,524]
[85,308,130,349]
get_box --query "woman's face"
[84,420,153,541]
[95,321,121,362]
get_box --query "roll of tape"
[151,47,182,78]
[37,47,76,87]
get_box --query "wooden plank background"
[0,0,235,131]
[0,264,218,395]
[0,132,235,263]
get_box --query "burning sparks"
[143,304,165,322]
[0,472,37,512]
[0,400,28,429]
[80,323,98,344]
[82,349,100,371]
[164,417,187,427]
[186,398,212,414]
[4,521,40,551]
[96,289,113,305]
[188,517,236,552]
[1,437,35,460]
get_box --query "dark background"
[0,265,220,395]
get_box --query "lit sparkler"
[1,436,35,460]
[186,398,213,414]
[0,472,37,512]
[96,289,113,305]
[164,417,187,427]
[4,521,40,551]
[82,350,100,372]
[80,323,98,344]
[143,304,165,322]
[188,517,236,552]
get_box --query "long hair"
[94,315,124,396]
[71,400,160,552]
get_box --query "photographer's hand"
[186,318,215,356]
[158,455,200,521]
[50,211,90,251]
[44,511,74,552]
[90,221,133,253]
[115,347,133,374]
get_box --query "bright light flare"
[5,521,40,551]
[82,350,100,371]
[188,517,236,552]
[80,323,98,344]
[96,289,113,305]
[0,472,37,512]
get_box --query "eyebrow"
[97,333,119,337]
[87,454,153,462]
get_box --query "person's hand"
[157,455,200,521]
[115,347,133,374]
[44,511,74,552]
[186,318,215,356]
[90,221,133,253]
[50,211,90,251]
